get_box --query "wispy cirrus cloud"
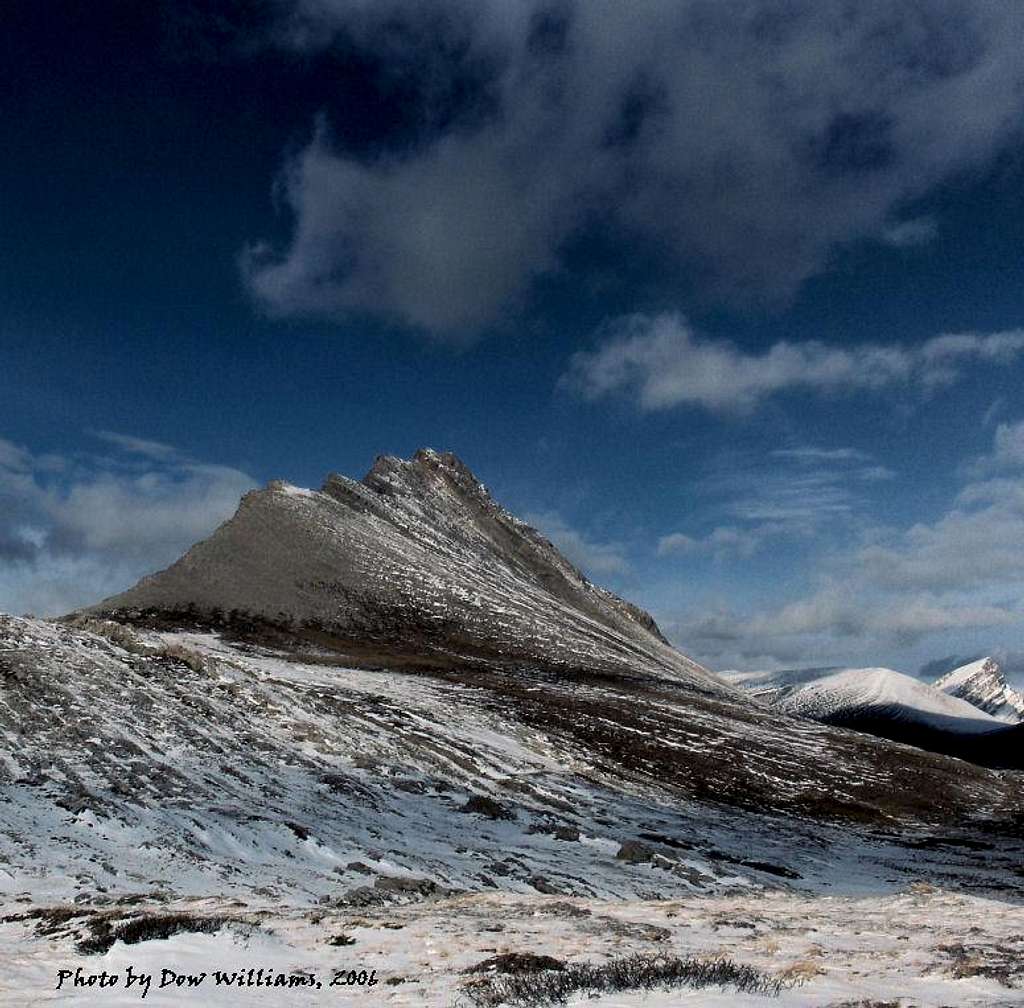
[668,421,1024,669]
[564,313,1024,413]
[881,216,938,248]
[655,443,889,563]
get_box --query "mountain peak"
[361,448,489,501]
[934,657,1024,724]
[88,450,702,684]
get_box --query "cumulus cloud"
[674,586,1020,671]
[0,434,256,615]
[525,510,630,575]
[242,0,1024,336]
[564,313,1024,412]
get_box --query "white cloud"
[91,430,182,461]
[674,583,1022,671]
[564,313,1024,413]
[0,437,32,472]
[656,445,892,570]
[882,216,938,248]
[669,421,1024,668]
[525,510,630,576]
[656,532,698,556]
[243,0,1024,335]
[658,525,779,560]
[0,434,257,615]
[993,419,1024,468]
[771,447,871,463]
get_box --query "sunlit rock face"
[88,449,709,686]
[935,657,1024,725]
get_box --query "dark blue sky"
[3,0,1024,675]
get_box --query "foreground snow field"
[3,888,1024,1006]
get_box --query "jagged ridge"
[90,449,709,686]
[934,658,1024,725]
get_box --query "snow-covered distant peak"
[934,658,1024,724]
[720,666,840,690]
[727,665,1007,735]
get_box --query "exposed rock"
[935,658,1024,724]
[529,875,570,895]
[459,795,515,821]
[616,841,659,864]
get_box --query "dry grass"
[159,642,210,674]
[776,958,826,982]
[63,616,152,655]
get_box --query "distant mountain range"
[723,658,1024,769]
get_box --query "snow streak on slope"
[935,658,1024,724]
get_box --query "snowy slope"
[7,612,1022,908]
[723,664,1024,770]
[934,657,1024,724]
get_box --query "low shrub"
[459,952,784,1006]
[77,913,230,955]
[160,642,209,674]
[64,617,151,656]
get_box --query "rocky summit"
[935,657,1024,725]
[89,448,707,685]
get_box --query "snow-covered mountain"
[934,657,1024,724]
[3,450,1024,1007]
[727,666,1005,734]
[723,665,1024,768]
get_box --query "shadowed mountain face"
[77,450,1023,833]
[90,449,708,686]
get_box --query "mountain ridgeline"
[723,665,1024,771]
[91,449,706,685]
[81,450,1023,831]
